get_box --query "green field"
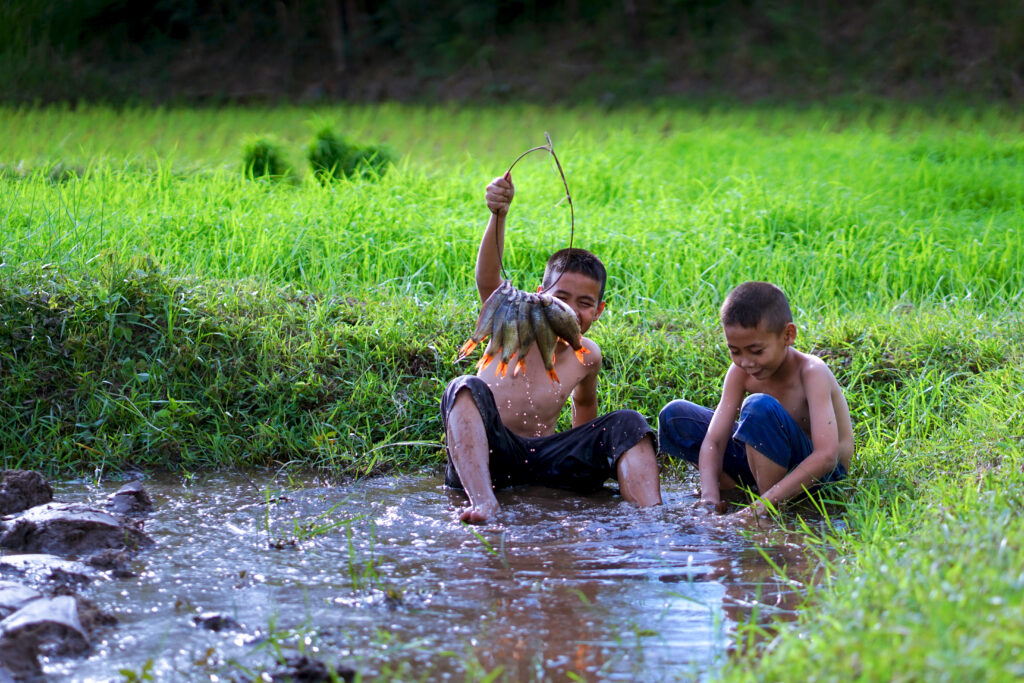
[1,103,1023,680]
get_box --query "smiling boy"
[442,173,662,524]
[658,281,854,520]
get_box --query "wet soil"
[29,473,819,681]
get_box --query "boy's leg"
[445,388,500,523]
[734,393,813,495]
[658,399,746,490]
[616,434,662,506]
[522,409,661,504]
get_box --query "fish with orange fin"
[512,293,539,377]
[457,280,513,361]
[530,298,561,383]
[495,292,523,378]
[457,283,587,384]
[543,295,590,364]
[476,289,517,371]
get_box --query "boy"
[443,173,662,524]
[658,281,853,521]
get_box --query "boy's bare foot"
[459,501,500,524]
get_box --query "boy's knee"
[739,393,785,422]
[442,375,488,425]
[614,409,652,437]
[658,399,699,424]
[657,400,707,458]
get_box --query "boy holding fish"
[442,173,662,524]
[658,281,854,522]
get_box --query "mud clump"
[0,471,53,516]
[105,481,154,516]
[0,503,154,556]
[85,549,136,578]
[252,655,356,683]
[192,612,240,632]
[0,473,153,681]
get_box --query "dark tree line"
[2,0,1021,103]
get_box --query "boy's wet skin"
[483,272,604,438]
[721,320,854,522]
[444,174,662,524]
[659,281,855,526]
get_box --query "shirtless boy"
[658,281,854,521]
[442,173,662,524]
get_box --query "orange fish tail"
[547,369,561,383]
[457,339,479,360]
[574,348,586,364]
[513,358,527,376]
[477,353,495,370]
[497,361,509,378]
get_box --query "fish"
[477,288,518,371]
[543,295,590,364]
[457,280,512,361]
[530,298,560,383]
[496,293,523,378]
[512,293,538,377]
[459,283,587,384]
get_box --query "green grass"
[1,101,1023,680]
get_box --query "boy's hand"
[486,173,514,216]
[732,502,770,527]
[693,499,729,515]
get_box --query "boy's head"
[541,248,607,334]
[720,281,793,333]
[720,281,797,380]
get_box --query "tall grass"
[2,104,1021,315]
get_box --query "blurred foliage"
[306,125,393,182]
[0,0,1021,102]
[242,134,293,180]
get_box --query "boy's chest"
[479,346,578,410]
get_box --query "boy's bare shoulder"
[581,335,602,364]
[796,350,844,388]
[566,335,602,388]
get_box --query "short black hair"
[542,248,607,301]
[720,281,793,333]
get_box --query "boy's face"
[542,271,606,334]
[722,320,796,380]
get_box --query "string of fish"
[456,133,587,384]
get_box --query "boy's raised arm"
[756,364,841,508]
[698,366,745,511]
[475,174,514,303]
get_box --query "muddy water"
[40,473,815,682]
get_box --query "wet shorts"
[658,394,846,489]
[441,375,656,493]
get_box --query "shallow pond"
[34,472,814,681]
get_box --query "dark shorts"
[657,394,846,489]
[441,375,656,493]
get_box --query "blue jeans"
[657,394,846,490]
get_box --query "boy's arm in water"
[569,342,603,427]
[697,365,746,511]
[750,361,841,512]
[476,174,514,303]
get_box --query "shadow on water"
[39,472,823,681]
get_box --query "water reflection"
[37,472,817,681]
